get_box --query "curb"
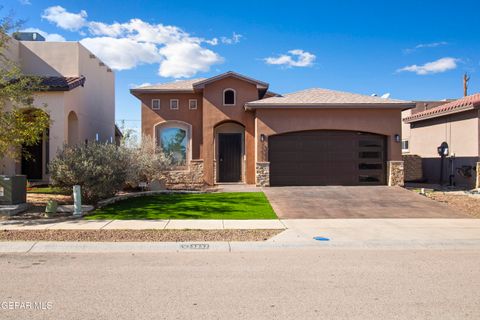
[1,239,480,253]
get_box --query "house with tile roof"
[131,71,414,187]
[0,33,116,182]
[402,94,480,188]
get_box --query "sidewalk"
[0,219,286,230]
[2,218,480,252]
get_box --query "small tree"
[0,11,50,160]
[49,143,130,204]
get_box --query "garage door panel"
[268,130,386,186]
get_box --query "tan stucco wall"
[202,77,258,184]
[408,110,479,157]
[255,108,403,162]
[139,92,204,159]
[19,41,79,76]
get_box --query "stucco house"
[0,33,115,182]
[131,71,414,187]
[402,94,480,189]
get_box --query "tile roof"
[404,93,480,123]
[192,71,268,89]
[245,88,411,108]
[131,78,206,92]
[41,76,86,91]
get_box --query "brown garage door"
[268,130,386,186]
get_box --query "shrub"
[49,142,130,204]
[124,135,174,188]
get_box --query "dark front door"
[21,140,43,180]
[268,130,386,186]
[218,133,242,182]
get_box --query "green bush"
[49,143,129,204]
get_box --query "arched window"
[154,121,191,167]
[223,88,236,106]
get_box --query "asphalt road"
[0,249,479,320]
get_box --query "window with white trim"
[223,88,236,106]
[189,99,197,110]
[151,99,160,110]
[401,140,409,152]
[170,99,179,110]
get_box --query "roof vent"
[12,32,46,42]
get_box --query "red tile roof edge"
[404,93,480,123]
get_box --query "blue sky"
[6,0,480,132]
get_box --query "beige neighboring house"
[402,94,480,189]
[0,32,115,182]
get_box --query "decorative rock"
[387,161,405,187]
[403,154,423,182]
[256,162,270,187]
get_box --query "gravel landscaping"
[0,229,283,242]
[426,192,480,218]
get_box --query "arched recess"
[154,120,192,168]
[214,121,245,182]
[67,111,79,145]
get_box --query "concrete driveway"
[263,186,470,219]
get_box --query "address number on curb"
[179,244,210,250]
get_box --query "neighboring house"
[0,33,115,182]
[403,94,480,188]
[131,71,414,187]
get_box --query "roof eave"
[245,102,415,110]
[403,105,476,123]
[193,71,269,90]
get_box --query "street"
[1,249,479,319]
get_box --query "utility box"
[0,175,27,205]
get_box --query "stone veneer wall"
[387,161,404,187]
[476,162,480,189]
[256,162,270,187]
[163,160,205,190]
[402,154,423,182]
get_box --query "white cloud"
[21,27,66,41]
[264,49,316,67]
[19,0,31,5]
[80,37,162,70]
[221,32,242,44]
[404,41,448,54]
[42,6,87,31]
[130,82,152,88]
[40,7,225,78]
[158,41,222,78]
[397,57,459,75]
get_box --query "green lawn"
[85,192,278,220]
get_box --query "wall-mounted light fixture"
[394,134,400,143]
[260,134,266,142]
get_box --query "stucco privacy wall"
[254,108,403,162]
[202,77,258,185]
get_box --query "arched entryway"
[214,121,245,183]
[268,130,387,186]
[67,111,79,145]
